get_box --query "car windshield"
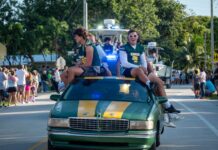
[62,78,149,102]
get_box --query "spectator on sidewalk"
[7,70,18,106]
[213,63,218,96]
[0,67,8,107]
[199,68,206,99]
[205,77,216,97]
[16,65,28,104]
[41,70,49,92]
[192,70,200,98]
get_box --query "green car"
[47,77,165,150]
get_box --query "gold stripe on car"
[77,100,98,117]
[103,101,131,119]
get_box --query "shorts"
[80,67,98,77]
[7,87,17,93]
[194,83,200,90]
[122,68,133,78]
[25,85,31,91]
[17,85,25,94]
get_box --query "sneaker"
[163,121,176,128]
[169,113,184,121]
[165,105,181,113]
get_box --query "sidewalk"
[0,92,56,112]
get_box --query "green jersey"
[78,41,100,67]
[120,43,144,65]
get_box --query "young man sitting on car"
[119,29,181,127]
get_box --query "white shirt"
[16,69,27,85]
[200,71,206,83]
[54,70,61,82]
[96,45,107,61]
[119,51,147,68]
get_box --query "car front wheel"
[48,140,57,150]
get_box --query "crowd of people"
[192,67,217,99]
[0,65,62,107]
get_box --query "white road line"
[0,110,49,116]
[171,99,218,137]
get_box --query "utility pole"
[83,0,88,30]
[204,33,207,70]
[211,0,215,71]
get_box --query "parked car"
[47,77,165,150]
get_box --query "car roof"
[83,76,135,81]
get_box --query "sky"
[177,0,218,16]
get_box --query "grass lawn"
[208,94,218,100]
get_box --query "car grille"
[69,117,129,131]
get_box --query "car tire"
[48,140,57,150]
[156,122,161,147]
[148,143,156,150]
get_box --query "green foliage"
[111,0,160,39]
[0,0,217,70]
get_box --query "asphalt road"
[0,84,218,150]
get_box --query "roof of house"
[0,54,58,66]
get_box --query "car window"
[62,79,149,102]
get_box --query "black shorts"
[194,83,200,90]
[80,67,98,77]
[122,68,133,78]
[7,87,17,93]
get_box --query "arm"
[119,50,139,68]
[140,52,147,68]
[83,46,93,67]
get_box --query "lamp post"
[83,0,88,30]
[211,0,214,71]
[204,32,207,70]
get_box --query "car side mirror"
[50,94,61,101]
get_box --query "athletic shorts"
[80,67,98,77]
[122,68,133,78]
[7,87,17,93]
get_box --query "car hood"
[50,100,154,120]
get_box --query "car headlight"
[48,118,69,128]
[129,121,154,130]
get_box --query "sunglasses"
[129,35,138,38]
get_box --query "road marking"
[0,110,49,116]
[28,137,47,150]
[171,99,218,137]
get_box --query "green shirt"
[78,40,100,67]
[120,43,144,65]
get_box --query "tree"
[110,0,160,39]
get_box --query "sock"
[163,101,171,109]
[146,80,151,88]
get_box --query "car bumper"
[48,130,156,150]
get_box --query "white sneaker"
[169,113,184,121]
[163,113,176,128]
[163,121,176,128]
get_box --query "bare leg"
[131,68,150,84]
[148,73,166,96]
[60,66,84,85]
